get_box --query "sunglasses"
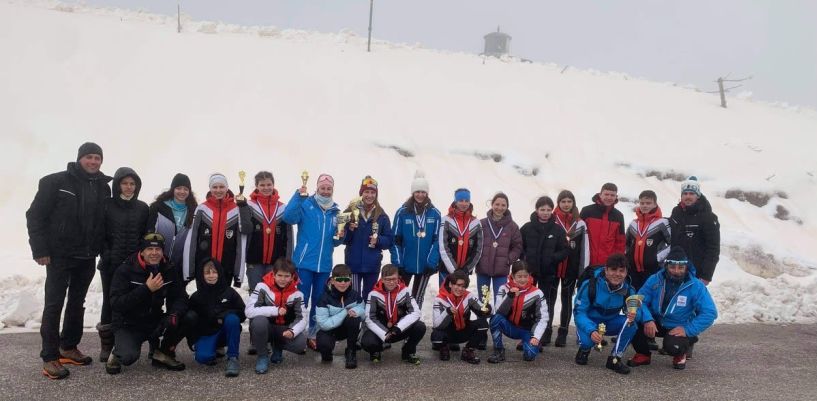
[665,260,688,266]
[333,276,351,283]
[362,177,378,187]
[143,233,165,242]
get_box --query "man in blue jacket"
[628,246,717,370]
[573,253,642,374]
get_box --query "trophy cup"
[300,171,309,197]
[350,197,361,224]
[369,222,379,248]
[235,170,247,202]
[334,212,351,240]
[595,322,606,351]
[480,284,491,313]
[625,295,644,326]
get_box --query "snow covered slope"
[1,1,816,329]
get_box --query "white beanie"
[681,176,701,197]
[209,173,229,189]
[411,170,429,193]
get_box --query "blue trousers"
[490,314,539,360]
[351,272,379,302]
[297,269,330,338]
[476,274,507,298]
[194,313,241,364]
[576,314,637,357]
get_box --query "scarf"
[437,279,469,331]
[554,208,577,278]
[507,274,536,326]
[315,194,334,210]
[262,270,301,325]
[372,279,408,326]
[448,205,474,268]
[250,190,281,264]
[203,191,237,262]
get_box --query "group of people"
[26,142,720,380]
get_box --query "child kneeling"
[315,264,365,369]
[361,264,427,364]
[431,270,490,364]
[246,258,307,374]
[185,259,246,376]
[487,261,548,363]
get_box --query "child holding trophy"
[282,172,342,350]
[431,270,490,364]
[343,176,394,301]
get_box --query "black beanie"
[77,142,103,162]
[664,246,689,265]
[139,233,165,252]
[170,173,192,190]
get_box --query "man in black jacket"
[105,233,189,374]
[670,177,720,285]
[26,142,111,380]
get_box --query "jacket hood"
[112,167,142,199]
[261,269,301,293]
[195,257,228,296]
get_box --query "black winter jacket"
[99,167,149,271]
[110,253,188,331]
[670,195,720,282]
[26,162,112,259]
[520,214,570,278]
[187,259,246,339]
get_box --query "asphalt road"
[1,324,815,401]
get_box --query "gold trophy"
[480,284,491,313]
[350,197,361,224]
[595,322,606,351]
[300,171,309,197]
[235,170,247,202]
[334,212,351,240]
[625,295,644,326]
[369,222,379,248]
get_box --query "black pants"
[249,318,307,354]
[316,316,361,357]
[40,257,96,362]
[361,321,426,355]
[430,318,488,348]
[400,271,434,308]
[112,322,185,366]
[540,275,577,330]
[628,269,658,292]
[631,322,698,356]
[99,264,115,326]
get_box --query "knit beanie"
[411,170,429,193]
[209,173,228,189]
[77,142,103,162]
[681,176,701,197]
[170,173,191,190]
[359,175,378,195]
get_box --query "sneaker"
[59,348,92,366]
[401,347,421,365]
[370,351,382,363]
[673,354,687,370]
[42,360,69,380]
[627,353,652,367]
[461,347,480,365]
[542,327,553,346]
[439,344,451,361]
[344,348,357,369]
[105,354,122,375]
[269,348,283,365]
[151,349,185,371]
[487,348,505,364]
[554,327,568,348]
[575,348,591,365]
[255,355,269,374]
[225,357,240,377]
[606,355,631,374]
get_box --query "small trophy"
[480,284,491,313]
[369,222,379,248]
[300,171,309,197]
[625,295,644,326]
[334,212,351,240]
[350,198,361,224]
[595,323,606,352]
[235,170,247,202]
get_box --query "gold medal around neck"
[418,230,425,238]
[638,240,644,246]
[492,241,498,248]
[458,239,464,246]
[266,227,272,234]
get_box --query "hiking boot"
[542,327,553,346]
[673,354,687,370]
[105,353,121,375]
[575,348,591,365]
[151,349,185,371]
[648,337,659,351]
[255,355,269,374]
[439,344,451,361]
[401,347,421,365]
[554,327,569,347]
[606,355,631,374]
[225,357,240,377]
[344,348,357,369]
[42,360,69,380]
[461,347,480,364]
[270,348,283,365]
[369,351,382,363]
[97,323,114,363]
[487,348,505,364]
[59,347,92,366]
[627,353,652,367]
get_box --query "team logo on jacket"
[204,228,210,236]
[570,240,576,249]
[686,232,694,238]
[226,229,234,239]
[646,239,654,247]
[676,295,687,307]
[256,224,261,230]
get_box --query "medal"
[414,205,427,239]
[485,219,504,249]
[418,230,425,238]
[266,227,272,234]
[492,241,498,248]
[458,239,464,246]
[637,240,644,246]
[258,199,280,236]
